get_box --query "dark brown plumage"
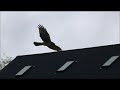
[33,24,62,52]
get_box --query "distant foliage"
[0,55,13,70]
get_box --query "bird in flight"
[33,24,62,52]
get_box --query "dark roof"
[0,44,120,79]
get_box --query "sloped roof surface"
[0,44,120,79]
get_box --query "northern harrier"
[33,24,62,52]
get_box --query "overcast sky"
[0,11,120,60]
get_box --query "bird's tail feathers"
[33,42,44,46]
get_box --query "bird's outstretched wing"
[38,24,51,43]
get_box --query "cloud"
[0,11,119,59]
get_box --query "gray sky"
[0,11,120,60]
